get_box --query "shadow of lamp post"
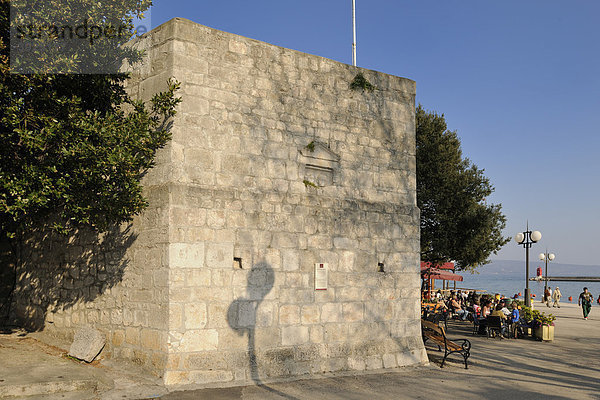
[539,250,556,295]
[515,225,542,308]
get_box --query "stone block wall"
[151,18,426,386]
[8,32,178,376]
[9,193,171,375]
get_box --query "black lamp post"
[515,225,542,307]
[539,250,556,295]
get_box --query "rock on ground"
[68,326,105,363]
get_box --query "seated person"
[490,304,507,320]
[436,297,448,311]
[490,304,508,336]
[472,300,481,318]
[481,300,492,318]
[510,302,520,321]
[500,301,511,316]
[475,300,492,334]
[450,296,469,321]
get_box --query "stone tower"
[12,18,427,387]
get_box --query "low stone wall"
[8,189,171,375]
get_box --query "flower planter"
[534,325,554,341]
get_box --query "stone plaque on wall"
[299,142,340,187]
[315,263,328,290]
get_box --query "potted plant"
[520,305,538,336]
[533,312,556,341]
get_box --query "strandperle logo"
[13,20,148,45]
[9,1,151,74]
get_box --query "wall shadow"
[0,225,135,331]
[227,261,297,399]
[435,319,600,395]
[0,240,16,323]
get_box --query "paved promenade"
[1,302,598,399]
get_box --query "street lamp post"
[515,225,542,307]
[539,250,556,294]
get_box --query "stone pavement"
[1,302,599,399]
[0,329,166,399]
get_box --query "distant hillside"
[464,260,600,277]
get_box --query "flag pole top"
[352,0,357,67]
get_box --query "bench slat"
[424,333,462,351]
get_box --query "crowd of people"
[424,286,597,340]
[428,289,522,338]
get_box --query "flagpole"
[352,0,357,66]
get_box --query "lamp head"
[514,233,525,244]
[549,253,555,261]
[531,231,542,242]
[539,253,545,261]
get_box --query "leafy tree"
[0,0,181,321]
[416,105,509,271]
[0,0,181,241]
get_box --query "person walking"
[544,287,551,307]
[552,286,562,308]
[578,287,594,320]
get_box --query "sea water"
[447,260,600,305]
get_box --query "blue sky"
[148,1,600,266]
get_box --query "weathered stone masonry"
[12,17,427,386]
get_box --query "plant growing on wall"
[303,179,320,189]
[350,72,376,92]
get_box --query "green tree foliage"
[416,105,509,271]
[0,0,181,239]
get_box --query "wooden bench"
[421,319,471,369]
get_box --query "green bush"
[521,305,555,326]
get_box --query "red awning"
[421,267,463,282]
[420,261,455,270]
